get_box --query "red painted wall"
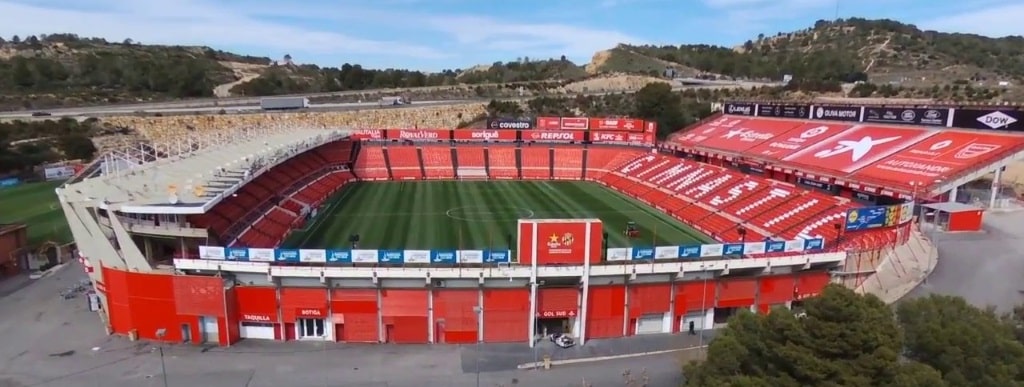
[718,278,757,308]
[483,289,529,343]
[629,283,672,317]
[949,210,983,232]
[433,289,479,344]
[331,288,379,343]
[757,275,795,314]
[795,272,831,300]
[279,288,328,323]
[380,289,429,343]
[675,281,715,313]
[587,286,625,339]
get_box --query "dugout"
[921,202,984,233]
[0,224,28,276]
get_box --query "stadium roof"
[60,127,350,214]
[666,116,1024,199]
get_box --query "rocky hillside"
[0,34,271,110]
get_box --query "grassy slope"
[284,181,710,252]
[0,181,69,245]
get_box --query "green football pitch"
[283,181,713,251]
[0,181,70,246]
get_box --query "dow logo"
[976,111,1019,129]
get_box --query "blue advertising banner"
[275,249,300,263]
[766,240,786,253]
[631,246,655,260]
[679,245,701,259]
[723,243,745,256]
[378,250,405,264]
[431,250,457,264]
[0,177,20,188]
[483,250,511,263]
[844,206,890,231]
[226,248,249,261]
[327,250,352,263]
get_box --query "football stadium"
[57,102,1024,345]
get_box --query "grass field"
[0,181,70,246]
[283,181,712,251]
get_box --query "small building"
[0,223,28,275]
[921,202,984,233]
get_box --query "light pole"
[473,305,482,387]
[155,328,168,387]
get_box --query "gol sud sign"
[590,131,654,145]
[453,129,518,141]
[385,129,451,141]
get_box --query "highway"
[0,79,777,120]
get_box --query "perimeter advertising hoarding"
[590,131,654,146]
[452,129,518,141]
[811,105,862,122]
[588,118,644,132]
[951,109,1024,131]
[485,118,534,130]
[757,104,811,119]
[844,206,890,232]
[535,117,561,130]
[521,130,584,142]
[385,129,451,141]
[560,117,590,130]
[348,129,384,140]
[723,103,756,116]
[863,107,950,127]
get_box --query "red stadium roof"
[850,130,1024,190]
[672,116,1024,196]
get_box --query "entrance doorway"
[535,317,573,338]
[297,318,325,339]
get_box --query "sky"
[0,0,1021,71]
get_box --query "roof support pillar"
[990,167,1002,209]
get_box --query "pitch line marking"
[444,206,535,223]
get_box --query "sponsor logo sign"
[241,314,273,322]
[812,105,862,122]
[560,117,590,130]
[719,128,775,143]
[724,103,756,116]
[863,107,950,127]
[44,166,75,181]
[951,109,1023,131]
[297,308,325,318]
[536,310,577,318]
[844,206,890,231]
[349,129,383,140]
[748,124,845,157]
[431,250,457,264]
[535,116,562,130]
[0,177,19,188]
[386,129,449,141]
[452,129,517,141]
[588,118,643,131]
[645,121,656,134]
[525,130,582,142]
[757,104,810,119]
[486,118,534,130]
[590,131,650,145]
[274,249,300,263]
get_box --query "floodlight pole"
[474,305,482,387]
[155,328,168,387]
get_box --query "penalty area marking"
[445,206,535,223]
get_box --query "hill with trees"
[684,285,1024,386]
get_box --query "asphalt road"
[903,211,1024,312]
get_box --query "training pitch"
[284,181,712,251]
[0,181,69,246]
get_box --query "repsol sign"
[486,118,534,130]
[813,105,862,122]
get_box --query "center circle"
[445,206,535,222]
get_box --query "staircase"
[416,147,428,178]
[547,147,555,180]
[483,147,491,178]
[381,147,395,180]
[515,146,523,179]
[580,148,589,180]
[449,147,460,176]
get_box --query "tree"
[898,295,1024,386]
[57,134,97,160]
[683,285,945,387]
[634,82,685,139]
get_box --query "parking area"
[905,211,1024,311]
[0,263,700,387]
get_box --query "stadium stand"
[422,145,455,179]
[520,145,552,179]
[386,145,423,180]
[487,145,519,179]
[354,144,389,180]
[455,145,487,179]
[552,146,584,180]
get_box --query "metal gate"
[681,312,705,333]
[636,314,663,334]
[200,316,219,343]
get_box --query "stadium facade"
[57,108,1024,346]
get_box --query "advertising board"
[590,131,652,145]
[757,104,810,119]
[588,118,644,131]
[811,105,862,122]
[559,117,590,130]
[724,103,756,116]
[349,129,384,140]
[844,206,890,231]
[486,118,534,130]
[44,166,76,181]
[951,109,1023,131]
[863,107,950,127]
[522,130,583,142]
[535,117,561,130]
[452,129,518,141]
[385,129,450,141]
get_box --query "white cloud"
[0,0,447,60]
[919,3,1024,38]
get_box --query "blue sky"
[0,0,1021,71]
